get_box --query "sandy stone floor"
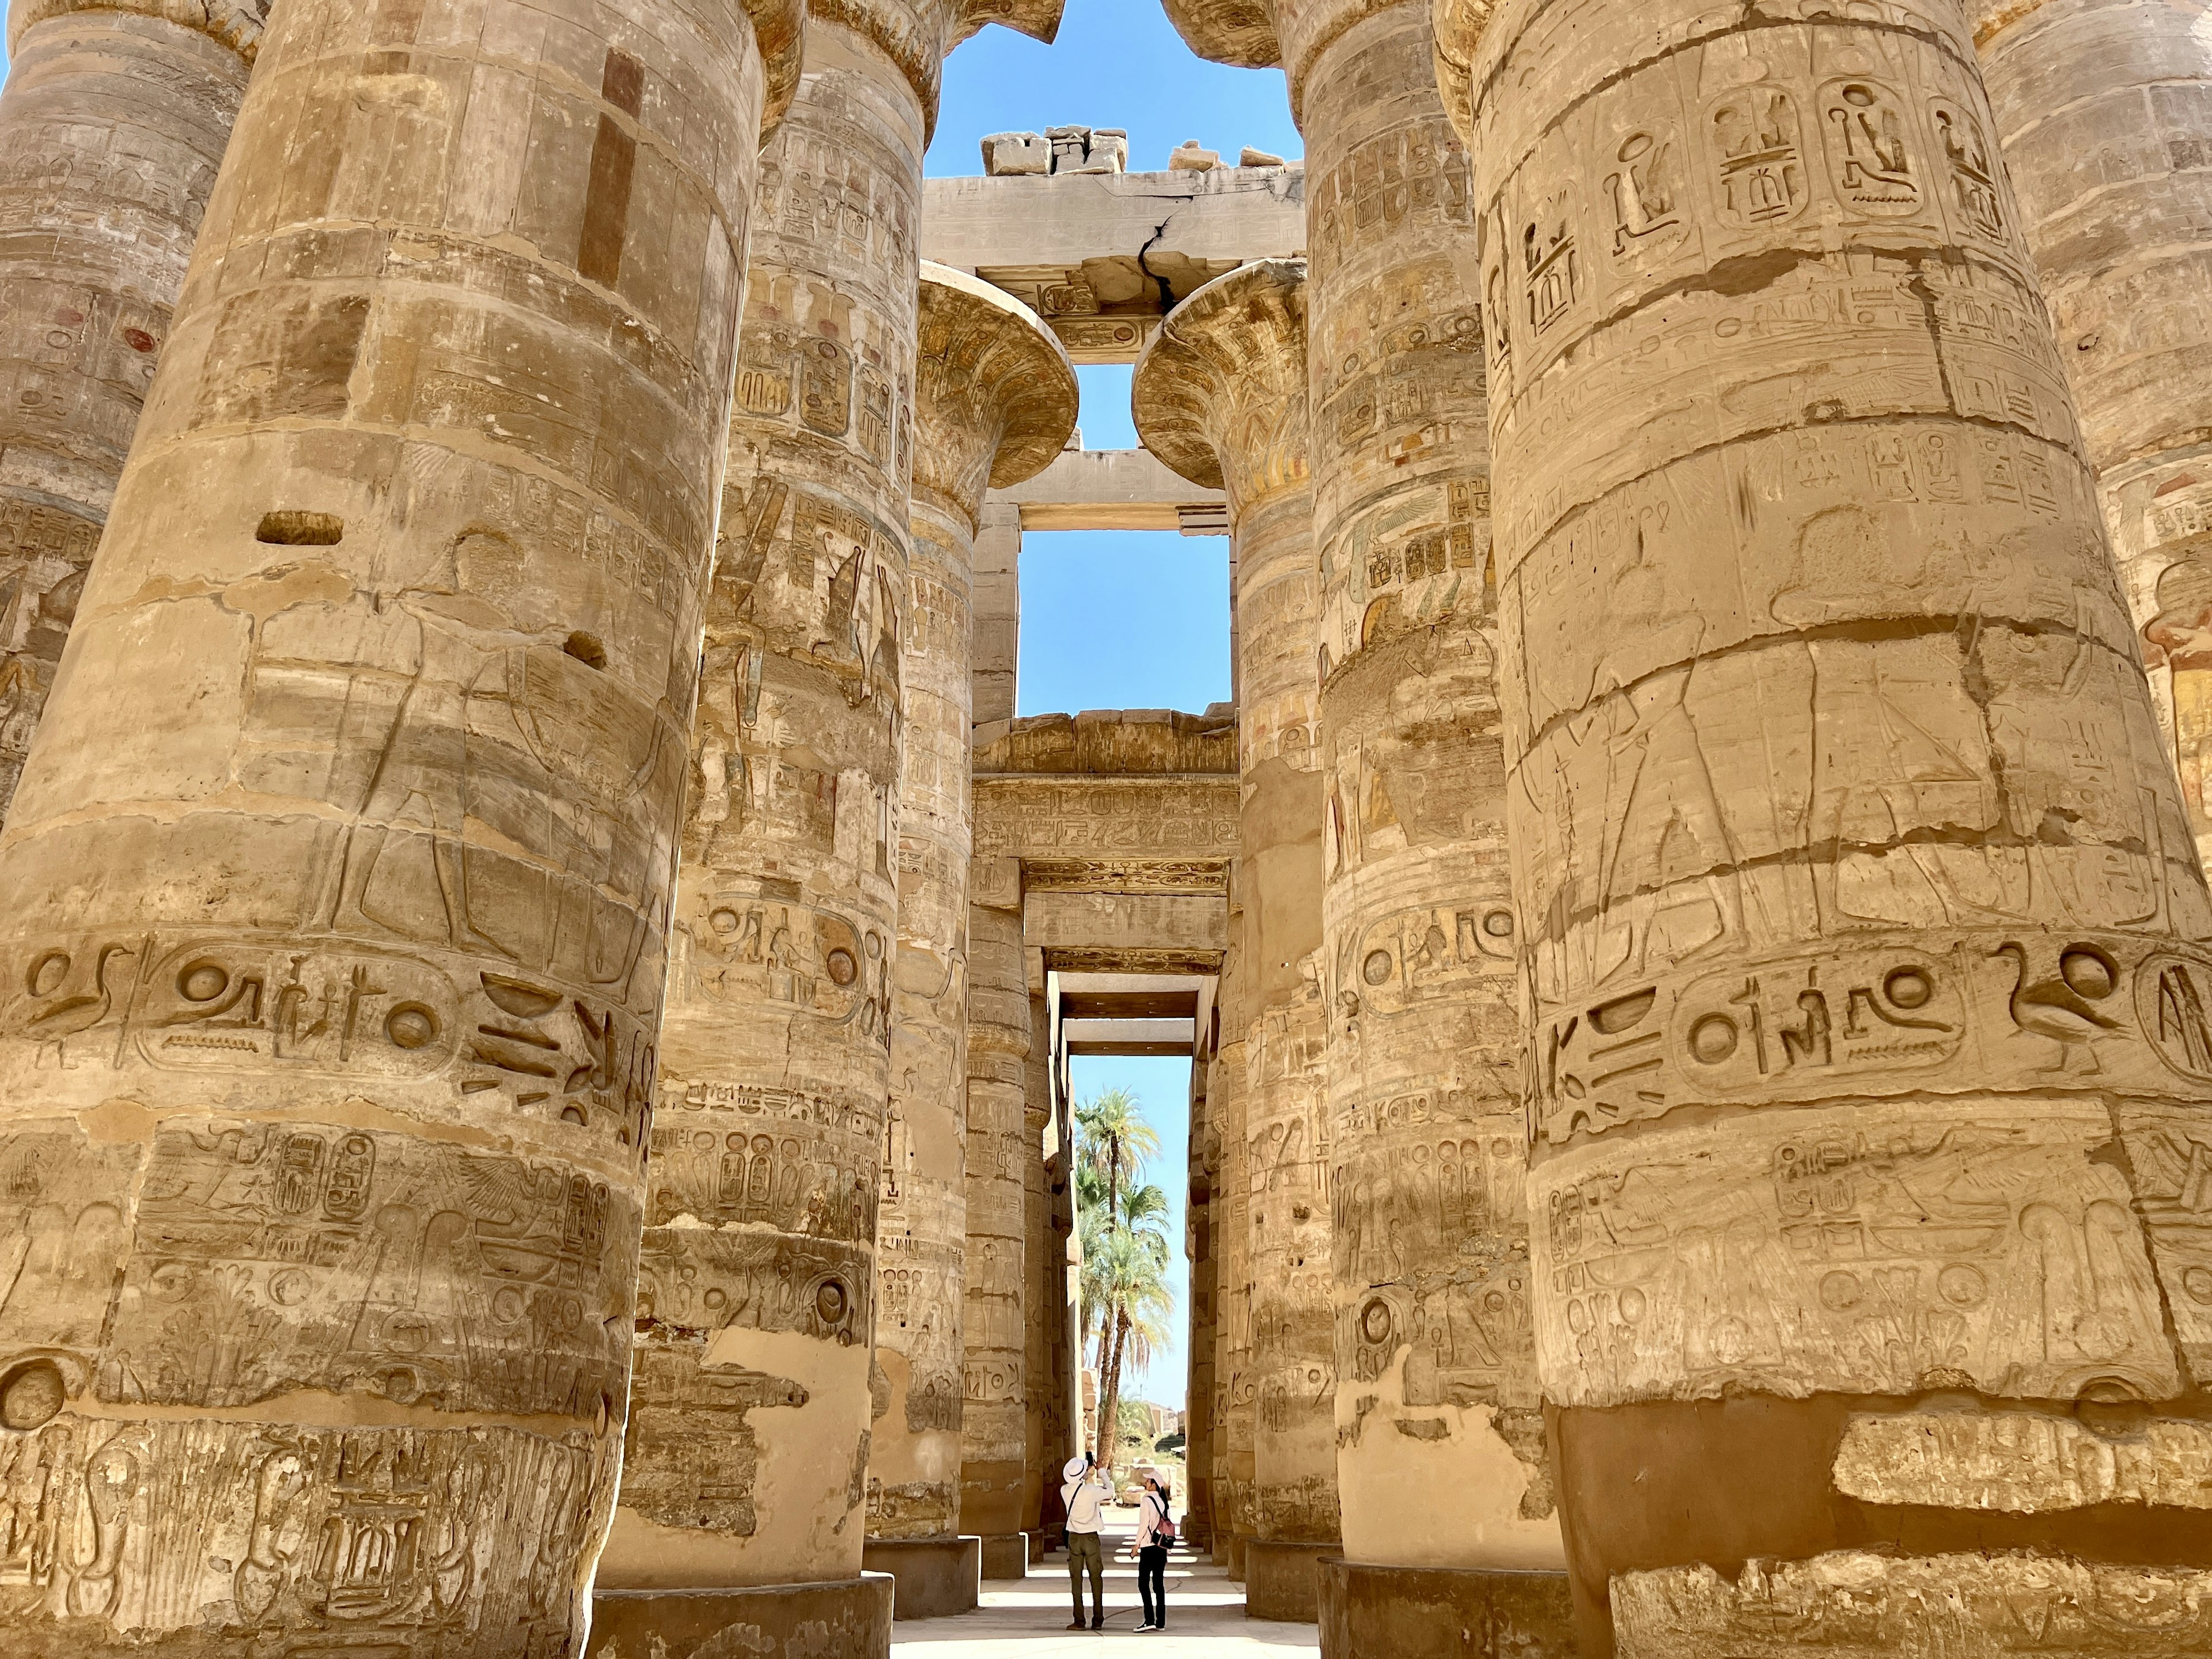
[891,1521,1316,1658]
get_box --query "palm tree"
[1073,1085,1175,1472]
[1075,1087,1159,1243]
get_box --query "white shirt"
[1062,1470,1109,1533]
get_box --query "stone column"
[0,0,797,1643]
[1304,3,1573,1650]
[594,12,912,1627]
[972,497,1022,729]
[963,854,1031,1577]
[1183,1037,1219,1556]
[1031,982,1075,1544]
[873,260,1074,1616]
[1443,0,2212,1655]
[1136,260,1341,1623]
[0,0,264,819]
[1213,944,1255,1577]
[1977,0,2212,874]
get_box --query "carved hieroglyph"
[601,14,945,1594]
[1975,0,2212,875]
[1446,0,2212,1649]
[0,0,266,824]
[1212,897,1256,1560]
[0,0,798,1644]
[1289,0,1558,1572]
[1184,1048,1219,1554]
[880,262,1073,1546]
[963,870,1029,1544]
[1136,260,1341,1556]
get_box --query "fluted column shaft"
[1979,0,2212,874]
[1452,0,2212,1652]
[603,13,911,1593]
[0,0,263,818]
[0,0,794,1643]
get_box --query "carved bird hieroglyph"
[1991,941,2122,1073]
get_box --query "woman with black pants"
[1135,1471,1172,1631]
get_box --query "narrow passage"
[891,1520,1316,1659]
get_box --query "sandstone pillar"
[1213,949,1255,1577]
[1031,983,1076,1546]
[889,276,1079,1601]
[873,261,1074,1616]
[963,855,1032,1577]
[1442,0,2212,1653]
[1977,0,2212,875]
[0,0,264,818]
[1136,260,1340,1622]
[1301,5,1571,1642]
[596,15,912,1620]
[1183,1040,1219,1556]
[0,0,799,1644]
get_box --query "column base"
[1031,1529,1056,1564]
[1246,1540,1337,1622]
[1317,1559,1578,1657]
[861,1535,983,1618]
[979,1531,1031,1578]
[1225,1533,1248,1578]
[590,1573,895,1658]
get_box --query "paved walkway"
[892,1522,1317,1659]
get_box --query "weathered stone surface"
[1977,0,2212,876]
[590,1575,896,1659]
[0,0,796,1643]
[1137,259,1343,1582]
[978,708,1238,775]
[1318,1558,1577,1658]
[921,161,1304,364]
[0,0,260,824]
[1286,0,1560,1585]
[1613,1553,2212,1657]
[605,12,920,1596]
[1448,0,2212,1650]
[859,1532,982,1618]
[880,263,1072,1567]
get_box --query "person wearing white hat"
[1061,1453,1111,1630]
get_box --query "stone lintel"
[991,447,1228,531]
[921,165,1304,362]
[1022,890,1228,956]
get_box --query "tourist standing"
[1135,1471,1173,1631]
[1062,1455,1110,1630]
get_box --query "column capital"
[748,0,808,138]
[1428,0,1494,144]
[811,0,1064,142]
[7,0,269,59]
[1162,0,1420,130]
[1131,259,1310,517]
[912,260,1078,527]
[1971,0,2056,45]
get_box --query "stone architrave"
[0,0,267,820]
[0,0,800,1645]
[1975,0,2212,873]
[1442,0,2212,1654]
[884,261,1074,1590]
[1135,260,1341,1622]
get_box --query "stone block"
[982,130,1050,175]
[1317,1559,1578,1658]
[1171,139,1222,171]
[861,1536,983,1618]
[980,1532,1032,1578]
[589,1575,896,1658]
[1247,1541,1335,1622]
[1240,146,1286,167]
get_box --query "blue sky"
[931,3,1290,721]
